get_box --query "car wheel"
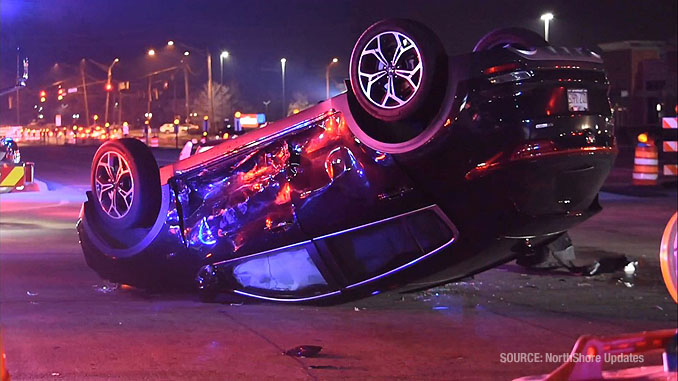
[349,18,447,123]
[91,138,161,229]
[473,27,548,52]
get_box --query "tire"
[90,138,161,230]
[349,19,447,123]
[473,27,548,52]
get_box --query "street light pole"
[280,58,286,118]
[147,76,152,114]
[263,100,271,116]
[15,48,20,125]
[540,12,554,42]
[325,57,339,100]
[169,41,215,131]
[80,59,90,126]
[207,49,214,134]
[104,58,119,126]
[220,51,229,85]
[183,64,190,123]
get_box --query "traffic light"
[40,90,46,102]
[105,82,113,91]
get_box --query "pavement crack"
[218,310,318,381]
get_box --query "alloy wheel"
[357,31,423,109]
[94,151,134,219]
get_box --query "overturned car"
[78,19,616,303]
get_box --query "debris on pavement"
[93,282,119,294]
[284,345,322,358]
[308,365,341,370]
[585,255,637,276]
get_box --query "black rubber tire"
[349,19,447,123]
[473,27,548,52]
[90,138,161,230]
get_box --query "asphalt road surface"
[1,144,676,380]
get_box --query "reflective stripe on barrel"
[633,144,659,186]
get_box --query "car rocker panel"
[78,19,616,303]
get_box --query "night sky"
[1,0,677,115]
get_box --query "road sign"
[238,114,259,128]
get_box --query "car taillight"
[483,62,520,75]
[483,63,533,84]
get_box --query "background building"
[599,40,677,143]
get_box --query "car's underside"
[78,19,616,303]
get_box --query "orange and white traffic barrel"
[632,133,659,186]
[150,135,159,148]
[662,117,677,179]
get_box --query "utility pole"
[80,59,90,126]
[118,93,122,125]
[147,76,152,115]
[15,88,20,125]
[207,49,214,133]
[183,64,190,123]
[172,74,177,118]
[15,48,20,125]
[104,58,119,126]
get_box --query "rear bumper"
[459,147,616,238]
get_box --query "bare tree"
[192,82,244,127]
[287,91,311,116]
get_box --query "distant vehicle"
[159,123,199,134]
[78,19,616,303]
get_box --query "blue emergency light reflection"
[198,217,217,245]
